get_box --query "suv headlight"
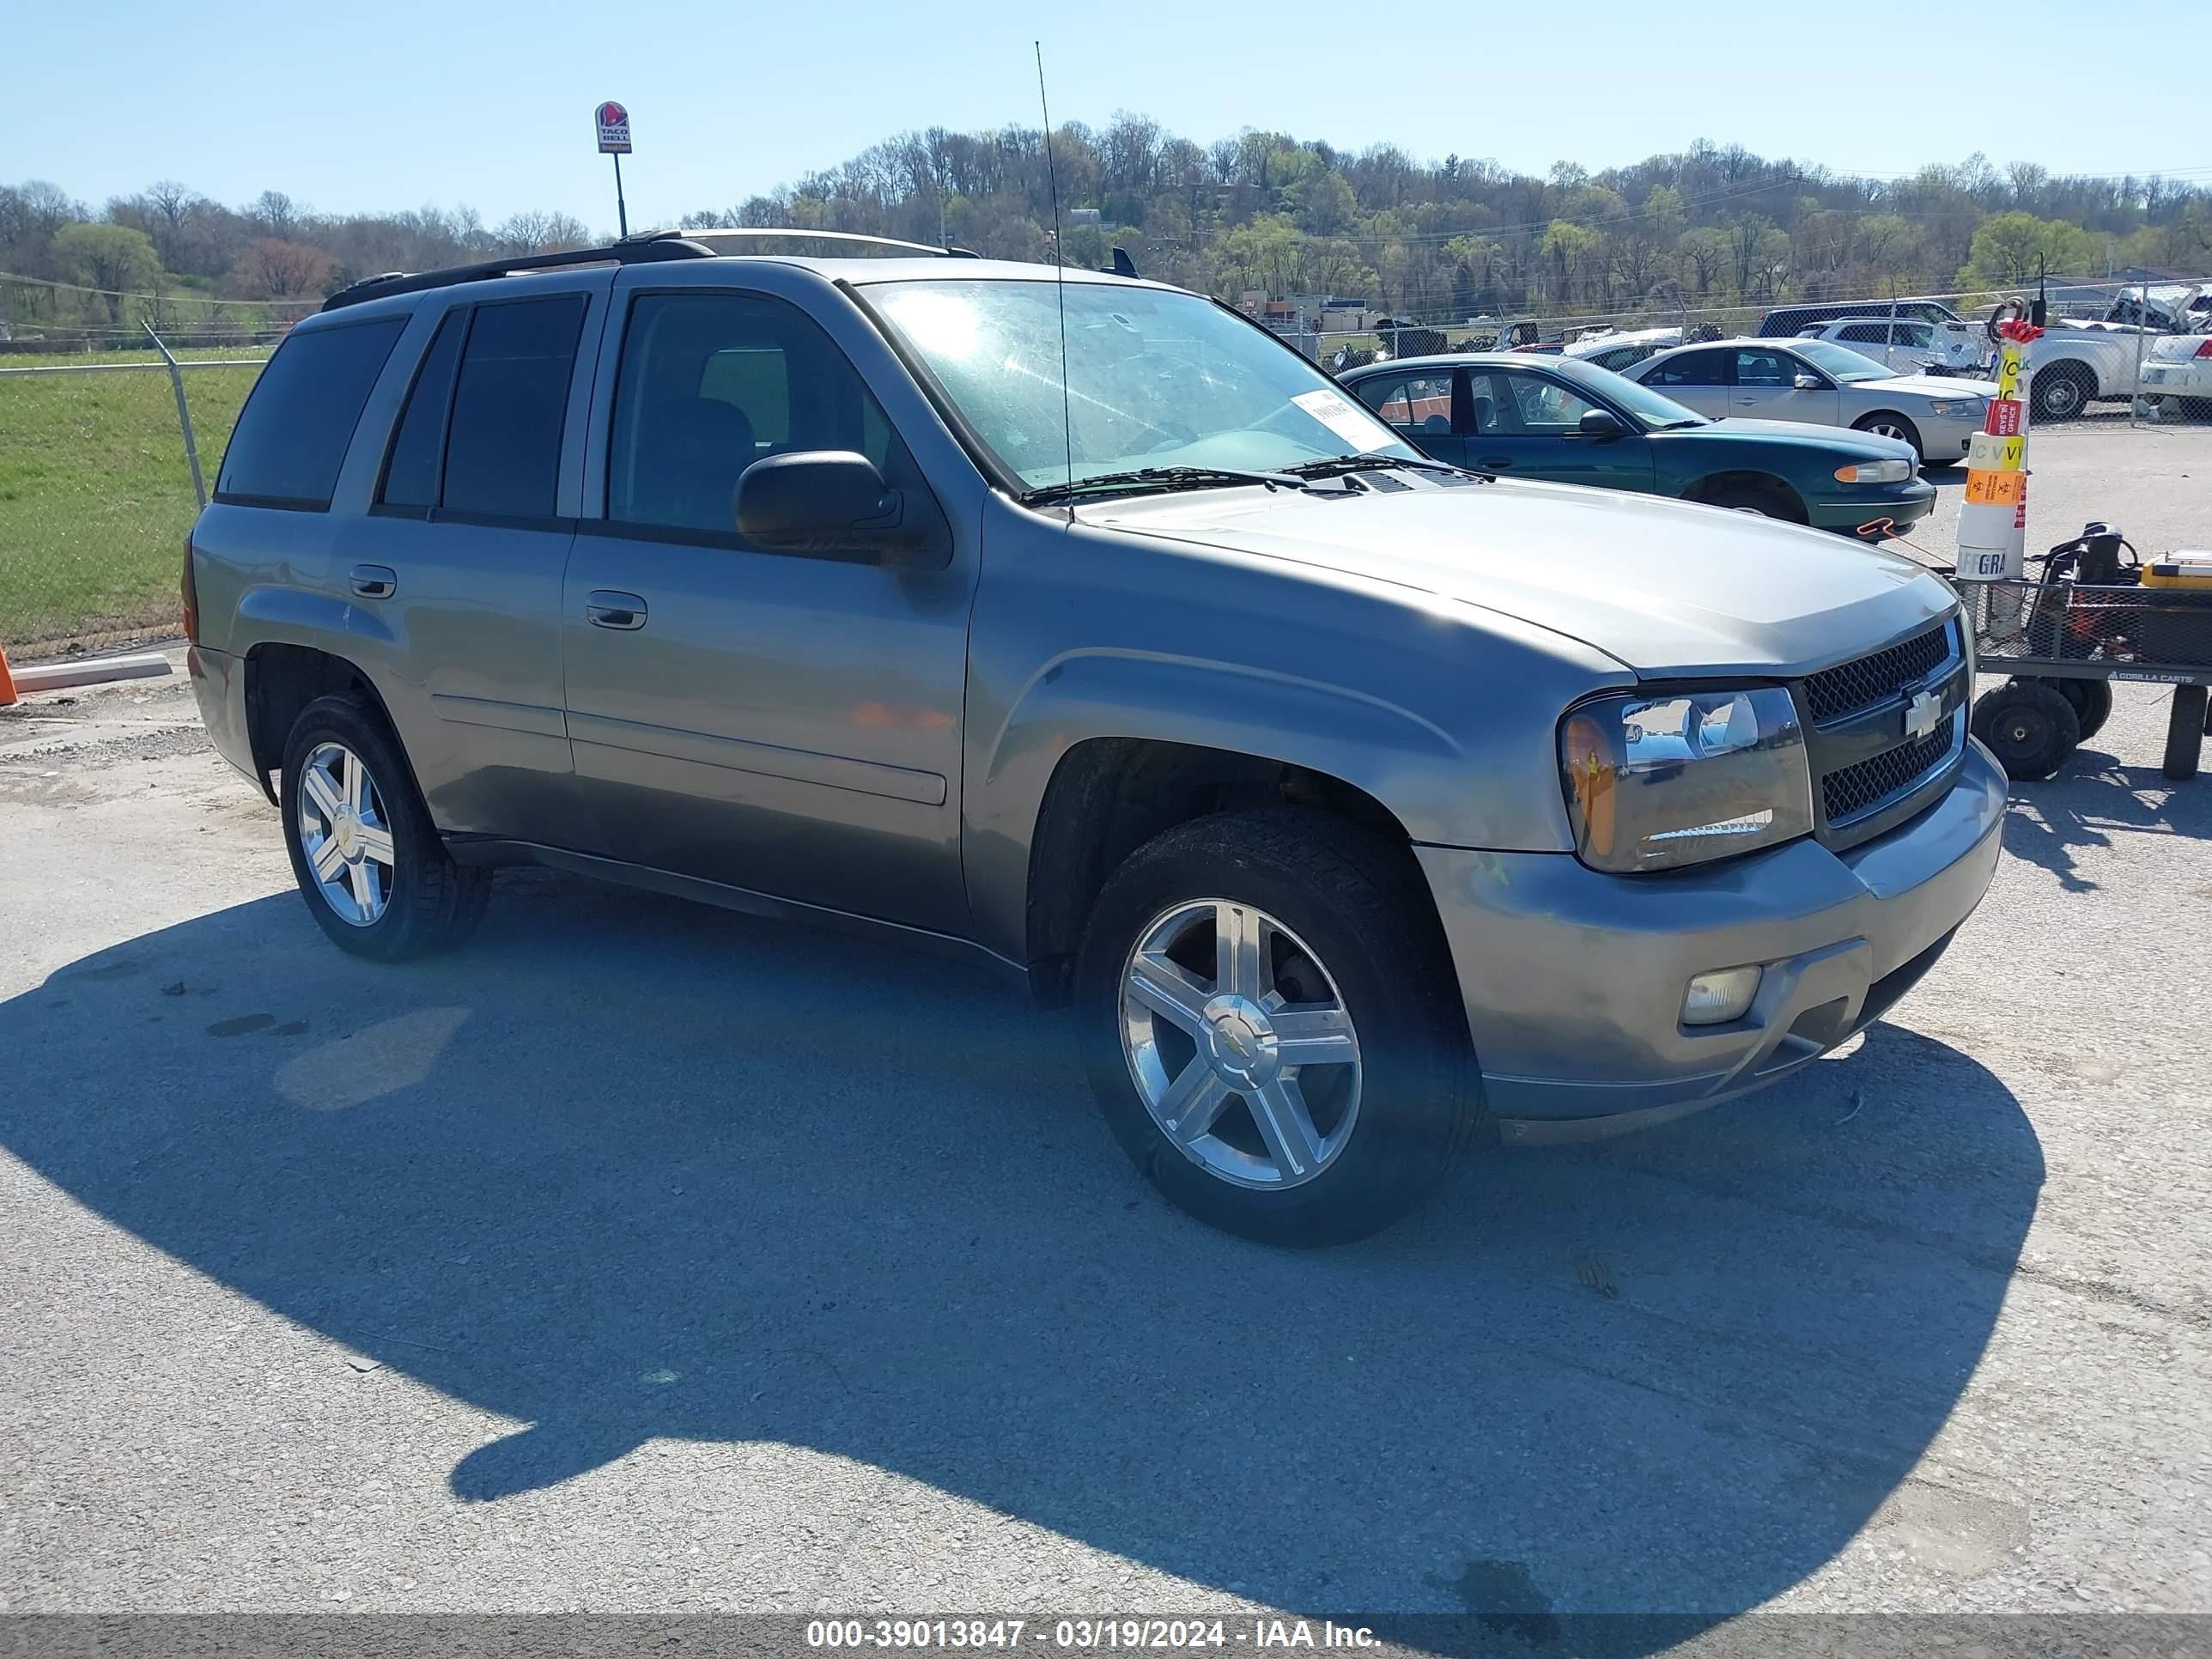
[1559,688,1814,873]
[1833,459,1913,483]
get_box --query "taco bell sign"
[595,101,632,155]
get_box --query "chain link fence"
[0,340,268,658]
[2,271,2207,659]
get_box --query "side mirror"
[1577,408,1626,441]
[1793,373,1825,392]
[734,451,949,569]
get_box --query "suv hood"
[1079,478,1954,678]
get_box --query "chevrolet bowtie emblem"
[1905,689,1944,741]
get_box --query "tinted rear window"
[441,295,587,519]
[215,317,405,508]
[378,308,467,511]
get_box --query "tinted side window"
[1837,322,1887,344]
[1645,349,1728,387]
[609,291,899,534]
[1499,372,1601,432]
[1734,349,1794,386]
[1354,372,1453,435]
[377,309,467,511]
[215,317,405,508]
[1464,373,1510,434]
[441,295,587,519]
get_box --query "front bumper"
[1417,738,2006,1135]
[1920,410,1982,461]
[1810,478,1935,537]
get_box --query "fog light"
[1683,965,1762,1026]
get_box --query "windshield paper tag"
[1292,389,1392,453]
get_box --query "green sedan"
[1337,351,1936,538]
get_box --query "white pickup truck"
[2021,319,2178,421]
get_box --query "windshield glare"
[866,278,1420,489]
[1793,340,1893,382]
[1553,358,1705,428]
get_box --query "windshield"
[1793,340,1894,383]
[866,278,1421,489]
[1549,356,1706,428]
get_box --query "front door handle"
[586,590,647,630]
[349,564,397,600]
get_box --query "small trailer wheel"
[2164,686,2208,781]
[1973,681,2081,781]
[2016,676,2113,743]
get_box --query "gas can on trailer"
[2141,554,2212,591]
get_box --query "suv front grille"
[1820,721,1957,823]
[1802,622,1954,724]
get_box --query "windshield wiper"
[1279,453,1491,482]
[1651,418,1705,430]
[1016,465,1306,505]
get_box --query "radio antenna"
[1036,41,1074,501]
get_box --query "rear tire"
[2164,686,2208,781]
[279,693,491,960]
[1075,809,1485,1247]
[2031,363,2095,422]
[2030,676,2113,742]
[1972,680,2081,781]
[1852,411,1923,459]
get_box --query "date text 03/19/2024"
[805,1618,1382,1650]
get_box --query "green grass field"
[0,349,269,654]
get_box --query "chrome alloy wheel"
[1863,418,1913,445]
[1120,899,1363,1189]
[297,741,396,927]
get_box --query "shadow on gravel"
[0,875,2041,1647]
[2001,750,2212,892]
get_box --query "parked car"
[185,234,2004,1245]
[1759,297,1975,338]
[2136,332,2212,418]
[1564,325,1682,373]
[1625,338,1988,464]
[1795,316,1988,378]
[1339,353,1933,535]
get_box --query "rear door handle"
[586,590,647,630]
[349,564,397,600]
[1477,456,1513,469]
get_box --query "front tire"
[280,693,490,960]
[1852,411,1923,459]
[1075,810,1485,1247]
[1701,478,1807,523]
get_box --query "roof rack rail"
[658,227,980,258]
[318,224,992,313]
[319,236,716,313]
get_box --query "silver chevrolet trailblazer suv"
[185,231,2006,1245]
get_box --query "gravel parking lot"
[2,425,2208,1645]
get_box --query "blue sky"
[15,0,2211,230]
